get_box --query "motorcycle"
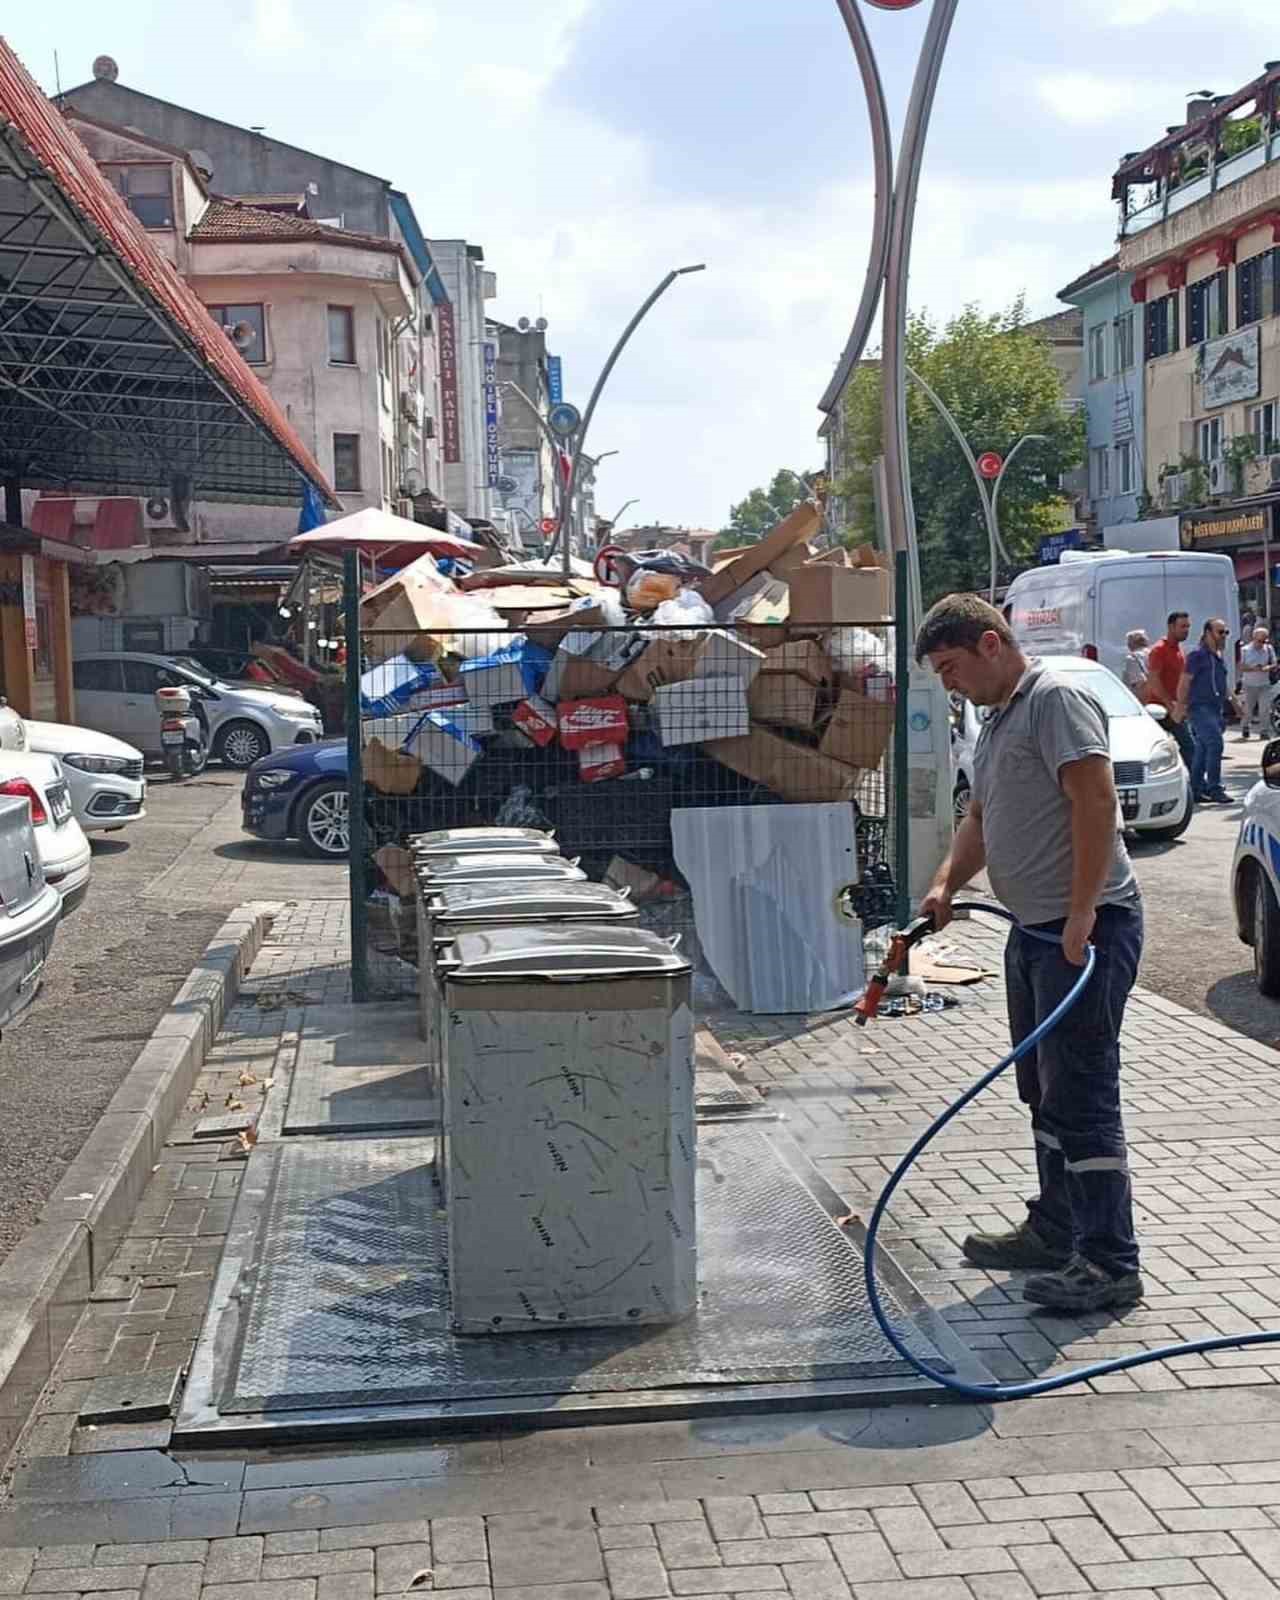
[155,684,209,779]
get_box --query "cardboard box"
[697,501,823,607]
[820,688,895,771]
[365,737,423,795]
[695,629,766,685]
[652,677,750,746]
[614,637,703,702]
[360,653,443,716]
[704,726,862,805]
[512,694,558,747]
[578,743,627,783]
[557,695,630,751]
[788,562,892,626]
[749,670,820,730]
[401,710,483,786]
[375,844,415,898]
[714,573,790,629]
[458,637,552,708]
[524,602,606,649]
[542,629,643,702]
[768,540,817,576]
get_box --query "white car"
[0,794,62,1037]
[1232,739,1280,996]
[0,698,26,753]
[0,751,91,910]
[24,722,146,835]
[950,655,1192,840]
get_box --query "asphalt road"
[0,767,311,1266]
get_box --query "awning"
[288,505,484,563]
[1234,550,1272,582]
[0,41,335,506]
[30,495,142,550]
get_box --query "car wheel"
[216,720,270,770]
[953,776,971,827]
[1255,870,1280,999]
[1270,696,1280,739]
[297,780,349,858]
[1145,786,1194,842]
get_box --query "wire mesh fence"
[350,610,906,1001]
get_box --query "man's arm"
[920,797,985,932]
[1174,658,1192,720]
[1059,754,1119,966]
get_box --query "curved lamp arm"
[990,432,1048,566]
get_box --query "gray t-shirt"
[971,661,1139,927]
[1241,641,1276,687]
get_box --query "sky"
[7,1,1280,529]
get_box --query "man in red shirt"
[1145,610,1194,769]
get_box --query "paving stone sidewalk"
[6,904,1280,1600]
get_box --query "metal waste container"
[421,880,638,1078]
[439,924,695,1334]
[412,853,586,1042]
[410,826,558,859]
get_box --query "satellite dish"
[228,321,256,350]
[517,316,531,332]
[534,317,548,332]
[145,496,169,521]
[92,55,119,82]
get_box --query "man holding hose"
[916,594,1144,1313]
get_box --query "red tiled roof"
[0,39,335,503]
[192,198,406,260]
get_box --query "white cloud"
[250,0,302,53]
[1036,72,1174,128]
[1081,0,1277,22]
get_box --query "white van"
[1005,549,1240,687]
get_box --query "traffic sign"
[977,451,1003,480]
[539,517,558,536]
[547,402,581,438]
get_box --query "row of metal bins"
[408,827,697,1336]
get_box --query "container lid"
[429,880,636,925]
[414,853,585,887]
[410,827,556,857]
[442,923,691,981]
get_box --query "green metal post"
[343,549,370,1003]
[893,550,911,931]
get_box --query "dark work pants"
[1005,902,1144,1278]
[1189,706,1224,797]
[1169,715,1196,771]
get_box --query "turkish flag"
[559,450,572,486]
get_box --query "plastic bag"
[649,588,715,636]
[828,625,892,684]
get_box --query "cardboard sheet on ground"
[672,803,863,1014]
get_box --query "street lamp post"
[550,263,706,577]
[990,432,1049,569]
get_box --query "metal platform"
[177,1122,987,1443]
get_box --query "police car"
[1232,737,1280,997]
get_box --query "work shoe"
[1023,1254,1144,1313]
[1206,789,1233,804]
[962,1221,1071,1271]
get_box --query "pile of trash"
[357,501,897,885]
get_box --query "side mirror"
[1264,738,1280,790]
[1145,704,1167,721]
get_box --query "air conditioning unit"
[1161,472,1184,508]
[1207,459,1227,495]
[398,389,423,426]
[396,498,416,520]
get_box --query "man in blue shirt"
[1179,618,1231,805]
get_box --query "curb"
[0,900,282,1463]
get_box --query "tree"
[836,301,1085,603]
[717,468,817,551]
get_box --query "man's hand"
[921,885,953,933]
[1061,909,1095,967]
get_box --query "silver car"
[71,653,324,770]
[0,794,62,1037]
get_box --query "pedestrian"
[916,594,1144,1313]
[1145,611,1195,771]
[1179,617,1232,804]
[1121,629,1150,697]
[1238,623,1277,741]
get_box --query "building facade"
[1058,257,1146,536]
[1113,66,1280,607]
[491,321,558,551]
[428,240,498,524]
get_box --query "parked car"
[71,653,324,769]
[241,739,349,858]
[0,794,62,1038]
[0,751,92,910]
[1232,737,1280,997]
[24,722,146,834]
[0,698,26,753]
[950,655,1192,841]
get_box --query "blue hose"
[863,900,1280,1400]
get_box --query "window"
[72,658,123,694]
[1238,247,1280,326]
[1088,324,1107,382]
[1113,311,1135,371]
[333,432,361,492]
[1198,416,1223,461]
[1114,439,1135,494]
[1091,446,1111,497]
[1249,400,1278,455]
[122,622,165,653]
[123,660,181,696]
[100,162,174,228]
[1145,292,1179,358]
[1188,270,1228,343]
[206,303,266,364]
[327,305,356,365]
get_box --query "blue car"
[241,739,349,858]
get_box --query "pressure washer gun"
[853,913,936,1026]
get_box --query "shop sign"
[1200,323,1261,409]
[1181,507,1268,548]
[437,302,461,464]
[483,341,500,488]
[20,555,35,649]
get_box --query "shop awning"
[0,41,336,507]
[288,506,484,563]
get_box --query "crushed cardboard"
[703,726,862,805]
[697,501,823,607]
[820,687,895,771]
